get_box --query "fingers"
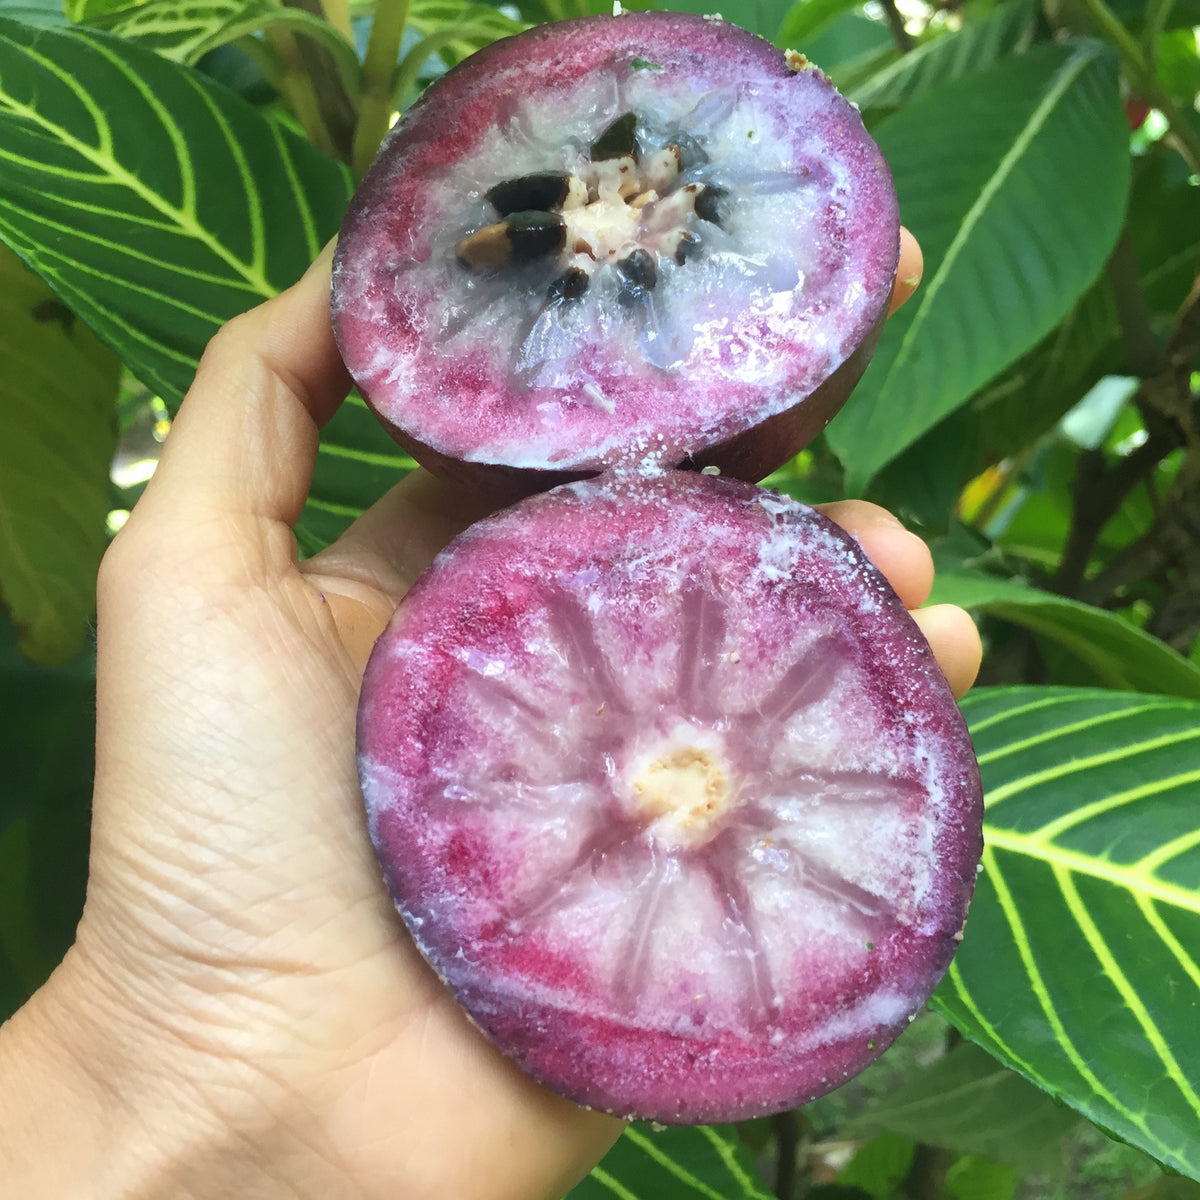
[132,241,350,539]
[817,500,980,699]
[818,500,933,609]
[911,605,983,699]
[888,227,923,316]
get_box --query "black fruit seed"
[674,232,699,266]
[591,112,638,161]
[618,249,657,291]
[548,267,590,302]
[695,185,729,227]
[487,173,573,217]
[505,211,568,262]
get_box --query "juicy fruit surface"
[333,12,899,477]
[358,473,983,1123]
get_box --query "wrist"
[0,953,124,1197]
[0,947,284,1199]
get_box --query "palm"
[65,241,976,1199]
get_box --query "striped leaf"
[82,0,361,92]
[397,0,525,99]
[827,40,1130,490]
[569,1124,774,1200]
[941,687,1200,1180]
[0,18,413,549]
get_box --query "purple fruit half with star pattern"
[357,471,982,1123]
[332,12,900,497]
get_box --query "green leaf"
[63,0,125,20]
[928,565,1200,699]
[874,141,1200,525]
[0,611,94,1016]
[945,1155,1018,1200]
[0,0,66,25]
[776,0,866,50]
[849,0,1040,111]
[837,1132,915,1196]
[653,0,794,40]
[397,0,525,98]
[803,12,894,86]
[0,19,411,550]
[0,242,118,663]
[844,1043,1077,1173]
[568,1124,774,1199]
[1156,28,1200,107]
[939,686,1200,1182]
[827,40,1130,490]
[81,0,361,94]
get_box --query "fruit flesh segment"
[332,13,899,476]
[358,473,982,1123]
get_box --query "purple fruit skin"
[332,12,900,499]
[357,472,983,1124]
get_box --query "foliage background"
[0,0,1198,1193]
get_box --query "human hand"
[0,230,978,1200]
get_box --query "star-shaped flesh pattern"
[358,473,983,1123]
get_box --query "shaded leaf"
[0,611,93,1017]
[837,1132,915,1196]
[806,12,894,88]
[928,565,1200,699]
[0,19,410,550]
[653,0,793,40]
[844,1043,1077,1173]
[963,145,1200,464]
[945,1155,1018,1200]
[828,40,1129,489]
[568,1124,774,1199]
[776,0,866,50]
[939,687,1200,1182]
[849,0,1040,111]
[0,243,118,663]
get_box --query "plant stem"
[282,0,360,162]
[268,27,338,157]
[879,0,915,53]
[773,1111,801,1199]
[353,0,410,176]
[1108,231,1161,378]
[318,0,353,41]
[1052,234,1186,597]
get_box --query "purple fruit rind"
[333,12,899,490]
[358,472,983,1124]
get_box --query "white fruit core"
[624,725,734,848]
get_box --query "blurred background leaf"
[0,244,118,664]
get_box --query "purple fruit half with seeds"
[357,472,982,1123]
[333,13,900,494]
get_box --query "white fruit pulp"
[366,77,866,464]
